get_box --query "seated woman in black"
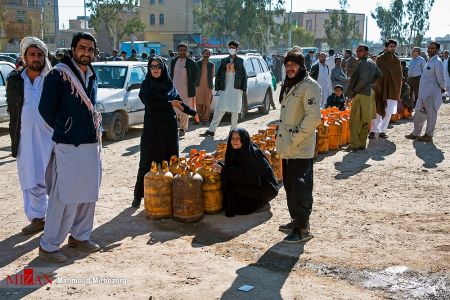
[212,128,279,217]
[132,57,199,208]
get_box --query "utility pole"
[364,15,368,45]
[287,0,293,48]
[83,0,87,29]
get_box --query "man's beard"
[28,61,44,72]
[73,54,91,66]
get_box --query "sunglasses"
[150,65,163,70]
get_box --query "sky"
[58,0,450,42]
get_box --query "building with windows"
[139,0,201,55]
[0,0,59,51]
[287,10,365,50]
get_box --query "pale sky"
[58,0,450,41]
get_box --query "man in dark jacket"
[38,32,102,263]
[6,37,53,235]
[171,42,198,136]
[305,50,316,72]
[195,48,215,124]
[345,44,383,152]
[201,40,247,136]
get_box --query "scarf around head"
[140,56,179,102]
[279,55,308,103]
[224,128,277,186]
[20,36,52,76]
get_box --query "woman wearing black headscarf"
[132,57,199,208]
[212,128,279,217]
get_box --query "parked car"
[0,53,19,60]
[399,57,412,67]
[0,55,16,64]
[92,61,148,141]
[209,54,274,121]
[0,62,16,122]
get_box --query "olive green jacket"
[276,77,322,159]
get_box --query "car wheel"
[238,94,248,123]
[106,112,127,141]
[258,89,272,115]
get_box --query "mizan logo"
[5,269,54,287]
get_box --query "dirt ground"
[0,87,449,299]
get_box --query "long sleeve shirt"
[408,56,426,78]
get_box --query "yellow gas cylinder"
[258,129,267,139]
[214,143,227,161]
[339,111,349,146]
[317,119,329,153]
[266,137,282,183]
[169,156,187,176]
[327,115,340,151]
[144,161,174,219]
[172,165,204,222]
[333,112,344,147]
[258,142,272,165]
[345,110,351,144]
[266,125,277,136]
[197,156,223,214]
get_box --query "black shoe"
[278,220,295,233]
[283,229,314,244]
[368,132,375,139]
[199,130,214,137]
[131,198,141,208]
[179,129,185,137]
[358,146,366,150]
[379,132,388,139]
[405,133,418,140]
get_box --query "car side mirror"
[247,71,257,78]
[127,83,141,91]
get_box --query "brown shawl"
[373,51,402,117]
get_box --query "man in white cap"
[6,37,53,234]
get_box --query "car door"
[244,58,258,107]
[0,71,7,122]
[256,58,272,97]
[251,58,267,104]
[126,65,146,125]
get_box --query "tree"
[193,0,285,51]
[291,27,314,47]
[371,0,407,44]
[86,0,145,49]
[324,0,361,51]
[405,0,435,46]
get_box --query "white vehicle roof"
[210,54,264,60]
[92,61,147,67]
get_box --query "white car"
[209,54,274,121]
[92,61,148,141]
[0,62,16,123]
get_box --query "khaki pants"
[408,76,420,106]
[349,91,376,147]
[176,97,194,130]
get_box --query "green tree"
[324,0,361,51]
[291,27,314,47]
[371,0,407,44]
[193,0,285,51]
[86,0,145,49]
[405,0,435,46]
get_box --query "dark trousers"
[282,158,314,229]
[408,76,421,106]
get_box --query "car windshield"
[93,66,127,89]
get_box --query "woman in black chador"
[212,128,279,217]
[132,57,199,208]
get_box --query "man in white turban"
[6,37,53,234]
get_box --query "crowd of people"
[5,30,449,263]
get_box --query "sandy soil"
[0,87,449,299]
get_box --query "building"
[58,16,95,50]
[139,0,201,56]
[287,10,365,50]
[0,0,44,51]
[42,0,59,47]
[436,35,450,51]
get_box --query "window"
[0,73,5,87]
[252,58,263,74]
[16,11,26,22]
[159,0,164,3]
[244,59,254,73]
[258,59,269,73]
[355,21,360,32]
[159,14,164,25]
[149,0,155,4]
[27,0,35,6]
[149,14,155,25]
[306,20,313,31]
[129,67,146,85]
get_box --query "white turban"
[20,36,52,76]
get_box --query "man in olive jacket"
[171,43,198,136]
[276,51,321,243]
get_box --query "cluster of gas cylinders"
[143,124,283,223]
